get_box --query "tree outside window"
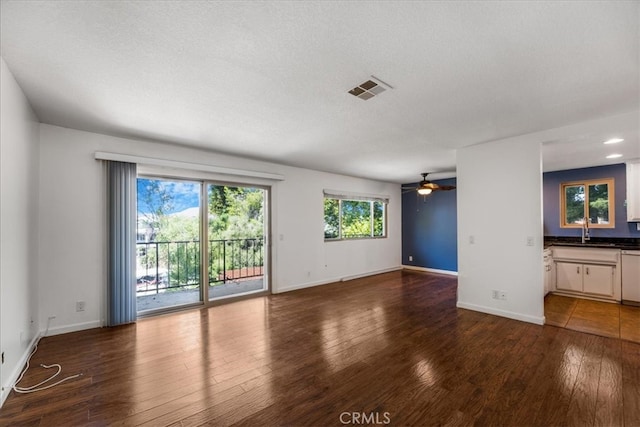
[561,178,614,228]
[324,197,387,240]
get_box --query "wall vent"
[348,76,392,100]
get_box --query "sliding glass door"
[207,184,267,300]
[136,178,202,312]
[136,177,268,314]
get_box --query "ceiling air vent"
[348,76,392,100]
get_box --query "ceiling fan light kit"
[402,173,457,196]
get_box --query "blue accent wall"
[402,178,458,272]
[543,163,640,237]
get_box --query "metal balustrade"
[136,238,264,295]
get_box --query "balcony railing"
[136,238,264,295]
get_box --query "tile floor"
[545,293,640,343]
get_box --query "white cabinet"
[622,251,640,304]
[552,247,621,301]
[583,264,615,296]
[543,249,554,295]
[556,262,582,292]
[556,262,615,297]
[544,263,554,295]
[627,161,640,222]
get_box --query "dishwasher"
[622,250,640,306]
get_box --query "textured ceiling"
[1,1,638,183]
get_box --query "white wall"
[38,124,402,333]
[0,58,41,404]
[456,137,544,325]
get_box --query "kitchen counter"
[544,236,640,251]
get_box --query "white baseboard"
[402,265,458,276]
[274,277,339,294]
[1,331,41,407]
[340,266,402,282]
[274,266,402,294]
[46,320,102,336]
[456,301,545,325]
[0,319,101,407]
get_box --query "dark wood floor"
[2,270,639,426]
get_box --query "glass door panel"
[207,184,267,300]
[136,178,202,312]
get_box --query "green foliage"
[564,183,610,225]
[588,184,609,223]
[342,200,371,238]
[373,201,385,236]
[564,185,585,224]
[324,198,339,238]
[156,216,200,242]
[324,198,386,239]
[137,181,266,289]
[138,179,175,238]
[208,186,264,240]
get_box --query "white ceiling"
[1,1,638,183]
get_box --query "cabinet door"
[583,264,614,296]
[544,265,549,294]
[627,162,640,221]
[544,264,553,294]
[556,262,583,292]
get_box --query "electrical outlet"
[526,236,534,246]
[409,255,413,261]
[469,235,475,244]
[492,290,499,299]
[76,301,86,312]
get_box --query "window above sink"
[560,178,615,229]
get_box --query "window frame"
[559,178,615,229]
[323,193,388,241]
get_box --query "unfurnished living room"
[1,1,639,426]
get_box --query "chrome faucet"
[581,216,591,244]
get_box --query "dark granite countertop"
[544,236,640,251]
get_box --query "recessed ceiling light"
[606,154,623,159]
[604,138,624,144]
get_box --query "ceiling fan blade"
[437,185,457,191]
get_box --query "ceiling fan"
[402,173,456,195]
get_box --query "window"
[324,191,388,240]
[560,178,615,228]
